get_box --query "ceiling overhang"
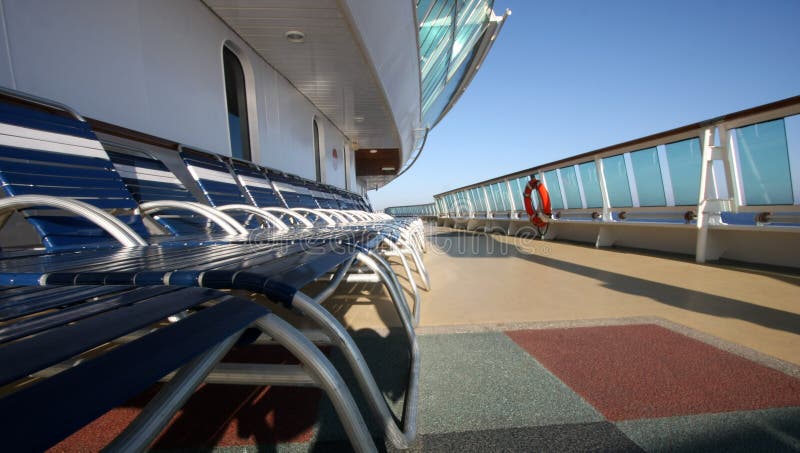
[202,0,407,157]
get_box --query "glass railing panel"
[602,154,633,207]
[488,182,509,211]
[735,118,794,205]
[469,187,486,211]
[664,137,702,206]
[483,184,497,211]
[510,176,528,209]
[437,198,448,214]
[630,147,666,206]
[577,161,603,208]
[444,194,457,214]
[559,166,582,209]
[543,170,564,210]
[455,190,470,214]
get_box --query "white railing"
[385,203,437,217]
[433,96,800,267]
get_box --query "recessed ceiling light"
[285,30,305,43]
[354,116,365,123]
[381,166,396,171]
[369,149,378,154]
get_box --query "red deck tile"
[506,324,800,421]
[48,345,324,452]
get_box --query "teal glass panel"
[509,176,527,210]
[423,46,476,126]
[559,166,582,209]
[417,0,435,21]
[437,198,447,214]
[736,119,794,205]
[445,194,457,214]
[469,187,486,211]
[665,138,702,206]
[491,182,511,211]
[487,183,498,211]
[417,0,494,126]
[485,184,499,211]
[449,0,490,78]
[543,170,564,210]
[455,190,470,214]
[602,155,633,207]
[630,147,666,206]
[578,161,603,208]
[419,1,454,60]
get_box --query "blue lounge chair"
[175,146,429,296]
[0,284,377,452]
[0,87,418,449]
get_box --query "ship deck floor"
[52,226,800,452]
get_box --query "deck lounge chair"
[0,284,377,452]
[174,146,429,296]
[0,87,418,448]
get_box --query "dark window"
[313,119,321,182]
[223,47,251,161]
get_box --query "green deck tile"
[407,422,643,452]
[616,407,800,452]
[416,332,603,434]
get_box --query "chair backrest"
[179,148,248,207]
[305,181,342,209]
[228,158,286,208]
[0,96,149,249]
[102,139,228,236]
[178,147,270,229]
[267,171,320,209]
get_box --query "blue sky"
[369,0,800,210]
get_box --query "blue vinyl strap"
[0,295,267,452]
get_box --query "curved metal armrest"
[292,208,337,227]
[260,207,315,228]
[348,211,372,221]
[318,209,353,224]
[217,204,290,231]
[0,195,148,246]
[138,201,248,235]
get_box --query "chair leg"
[397,237,430,291]
[105,330,242,452]
[291,292,419,449]
[255,314,378,453]
[381,238,422,310]
[363,250,418,326]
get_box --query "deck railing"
[385,203,437,218]
[431,96,800,267]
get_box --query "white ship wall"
[0,0,358,191]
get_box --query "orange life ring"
[523,176,552,228]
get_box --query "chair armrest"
[292,208,337,227]
[217,204,290,231]
[0,195,147,246]
[138,201,248,235]
[259,207,315,228]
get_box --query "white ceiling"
[202,0,399,151]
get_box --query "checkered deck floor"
[51,323,800,452]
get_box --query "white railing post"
[696,125,734,263]
[595,157,612,222]
[482,186,493,218]
[722,125,743,212]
